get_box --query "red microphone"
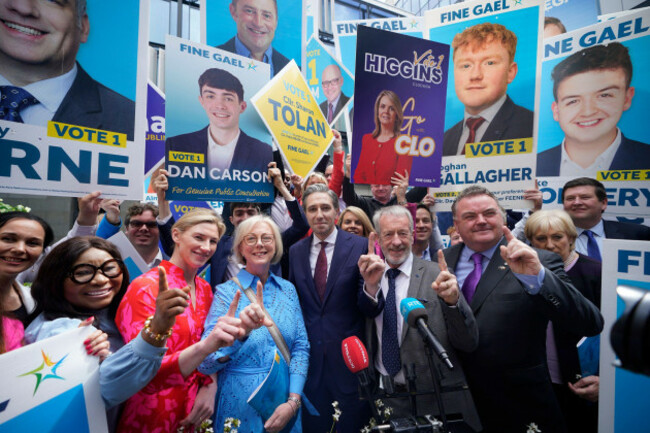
[342,336,369,373]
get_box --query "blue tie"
[382,268,401,377]
[0,86,38,123]
[584,230,601,262]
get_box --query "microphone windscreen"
[341,336,369,373]
[400,297,428,327]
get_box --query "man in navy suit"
[537,43,650,176]
[0,0,135,139]
[562,177,650,261]
[218,0,289,77]
[289,184,372,432]
[165,68,272,178]
[444,185,603,432]
[443,23,533,156]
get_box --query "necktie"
[382,268,401,377]
[328,103,334,123]
[461,253,483,303]
[584,230,601,262]
[0,86,38,123]
[314,241,328,300]
[462,116,486,155]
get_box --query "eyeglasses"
[322,77,341,88]
[243,234,274,246]
[128,220,158,229]
[69,259,124,284]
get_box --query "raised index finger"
[158,266,168,293]
[367,232,378,255]
[437,249,448,272]
[256,280,264,306]
[502,226,515,243]
[227,291,241,317]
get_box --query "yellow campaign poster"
[251,61,333,178]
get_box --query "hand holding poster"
[351,25,449,188]
[164,36,274,202]
[425,0,543,210]
[0,327,107,433]
[251,61,334,178]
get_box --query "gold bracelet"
[143,316,173,341]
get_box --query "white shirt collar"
[559,128,622,177]
[463,93,507,124]
[312,227,338,247]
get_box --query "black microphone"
[400,298,454,370]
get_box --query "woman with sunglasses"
[199,215,309,433]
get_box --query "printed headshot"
[442,22,533,156]
[216,0,290,77]
[319,64,350,124]
[353,89,412,185]
[165,68,272,175]
[537,42,650,177]
[0,0,135,140]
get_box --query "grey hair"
[232,215,283,265]
[451,185,506,221]
[77,0,87,27]
[373,205,413,234]
[302,183,339,210]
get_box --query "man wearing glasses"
[319,64,349,124]
[124,203,164,269]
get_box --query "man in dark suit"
[444,185,603,433]
[562,177,650,261]
[218,0,289,77]
[537,43,649,177]
[442,23,533,156]
[0,0,135,139]
[319,64,349,124]
[165,68,272,178]
[288,184,371,432]
[357,205,481,431]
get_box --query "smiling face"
[371,184,392,204]
[172,222,220,270]
[378,213,413,268]
[562,185,606,229]
[531,227,573,261]
[0,0,89,82]
[340,211,363,236]
[125,210,159,250]
[415,208,433,243]
[0,218,45,277]
[199,84,246,134]
[377,95,397,130]
[453,39,517,115]
[322,64,343,104]
[239,221,276,269]
[552,68,633,149]
[229,0,277,59]
[454,194,505,252]
[63,248,123,311]
[304,191,338,240]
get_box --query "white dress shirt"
[559,129,622,177]
[309,228,338,278]
[207,128,239,172]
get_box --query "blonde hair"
[303,172,327,190]
[372,90,403,139]
[232,215,283,265]
[172,208,225,238]
[452,22,517,63]
[524,210,578,249]
[337,206,375,238]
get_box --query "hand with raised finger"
[499,226,542,275]
[150,266,189,338]
[204,291,245,351]
[432,250,459,305]
[179,381,216,429]
[240,281,273,335]
[263,402,295,433]
[84,328,111,362]
[358,232,385,297]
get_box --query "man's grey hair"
[451,185,507,221]
[373,205,413,234]
[302,183,339,210]
[76,0,87,27]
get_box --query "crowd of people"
[1,129,649,433]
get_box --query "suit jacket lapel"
[482,96,514,141]
[324,230,352,306]
[470,239,509,312]
[401,258,426,341]
[298,236,321,306]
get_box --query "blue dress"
[199,269,309,433]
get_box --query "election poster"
[251,61,334,178]
[0,326,107,433]
[164,36,274,202]
[536,8,650,218]
[201,0,304,75]
[350,26,448,188]
[600,239,650,433]
[0,0,148,199]
[544,0,600,34]
[425,0,543,210]
[305,36,354,126]
[143,82,166,203]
